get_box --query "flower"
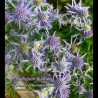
[30,51,45,71]
[80,29,93,38]
[70,50,89,74]
[53,56,71,75]
[55,87,70,98]
[73,79,86,95]
[52,74,70,98]
[63,35,82,53]
[34,10,53,31]
[6,0,33,29]
[76,85,86,95]
[72,56,84,69]
[47,35,60,49]
[65,0,90,19]
[64,0,91,31]
[85,91,93,98]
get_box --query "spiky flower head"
[85,91,93,98]
[72,56,84,69]
[80,29,93,38]
[76,85,86,95]
[65,0,90,19]
[53,56,71,74]
[54,78,69,89]
[31,54,41,66]
[55,88,70,98]
[52,75,70,98]
[40,88,48,98]
[35,11,53,30]
[64,35,83,53]
[31,51,44,70]
[13,7,28,21]
[6,0,33,29]
[48,35,60,48]
[64,0,91,31]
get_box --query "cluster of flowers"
[5,0,93,98]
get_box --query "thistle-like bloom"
[47,34,60,49]
[63,35,83,53]
[31,53,44,69]
[80,29,93,38]
[55,87,70,98]
[29,50,45,71]
[65,0,90,19]
[64,0,91,31]
[9,34,31,59]
[6,0,33,29]
[53,56,71,75]
[20,50,45,71]
[85,91,93,98]
[34,10,53,31]
[52,75,70,98]
[73,79,86,95]
[76,85,86,95]
[72,56,84,69]
[71,50,89,74]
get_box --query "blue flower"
[85,91,93,98]
[52,56,71,75]
[65,0,90,19]
[47,35,60,49]
[6,0,34,29]
[72,56,84,69]
[64,0,91,31]
[80,29,93,38]
[51,74,70,98]
[63,35,83,53]
[34,10,53,31]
